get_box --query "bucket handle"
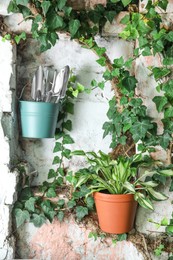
[17,84,28,100]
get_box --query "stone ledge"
[16,218,144,259]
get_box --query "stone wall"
[0,38,19,259]
[0,1,173,259]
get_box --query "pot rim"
[93,192,136,202]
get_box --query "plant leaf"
[25,197,36,212]
[46,188,57,198]
[63,134,74,144]
[57,211,64,222]
[57,0,67,10]
[14,209,30,228]
[41,1,51,15]
[16,0,28,6]
[69,19,80,37]
[121,0,132,7]
[148,188,168,201]
[76,206,88,220]
[153,96,168,112]
[31,214,47,227]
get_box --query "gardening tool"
[45,69,58,102]
[59,65,70,100]
[52,65,70,103]
[31,74,36,101]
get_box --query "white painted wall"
[0,37,18,260]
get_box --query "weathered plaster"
[16,218,144,260]
[0,37,19,259]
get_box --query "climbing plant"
[4,0,173,243]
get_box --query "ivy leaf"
[164,107,173,118]
[122,76,138,91]
[163,57,173,65]
[86,196,94,209]
[64,102,74,114]
[153,96,168,112]
[67,200,76,209]
[130,120,153,142]
[46,13,63,30]
[63,134,74,144]
[96,57,106,66]
[113,57,124,68]
[63,6,72,16]
[69,19,80,37]
[57,0,67,10]
[52,156,61,164]
[16,0,28,6]
[142,47,152,56]
[57,199,65,207]
[152,67,171,80]
[25,197,36,212]
[121,0,132,7]
[76,206,88,221]
[162,80,173,99]
[159,132,172,149]
[48,32,58,46]
[158,0,168,11]
[41,1,51,15]
[98,81,105,89]
[19,187,33,202]
[46,188,57,198]
[48,169,57,179]
[105,11,117,23]
[14,209,30,228]
[31,214,47,227]
[62,149,71,159]
[14,32,26,44]
[120,14,130,25]
[57,211,64,222]
[102,121,114,138]
[53,142,62,152]
[94,47,106,56]
[117,233,127,241]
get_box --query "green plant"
[154,244,165,257]
[6,0,172,234]
[71,150,173,210]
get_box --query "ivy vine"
[3,0,173,246]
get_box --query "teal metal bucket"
[19,101,60,138]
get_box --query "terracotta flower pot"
[93,192,138,234]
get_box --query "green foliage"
[154,244,165,256]
[8,0,126,51]
[71,151,173,210]
[13,73,94,228]
[9,0,173,237]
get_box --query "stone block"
[16,218,144,259]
